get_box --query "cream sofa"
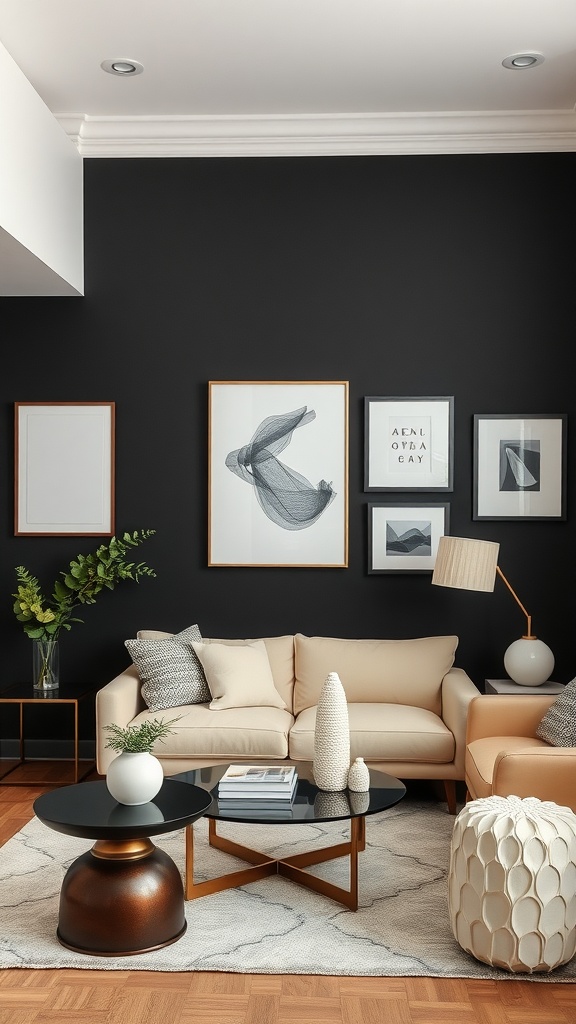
[96,632,479,812]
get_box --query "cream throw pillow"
[191,640,287,711]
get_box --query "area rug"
[1,799,575,980]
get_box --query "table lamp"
[431,535,554,686]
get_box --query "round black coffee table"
[171,763,406,910]
[33,779,212,956]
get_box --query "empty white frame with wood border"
[364,396,454,491]
[15,402,115,536]
[209,381,349,567]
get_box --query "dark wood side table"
[33,779,213,955]
[0,681,96,785]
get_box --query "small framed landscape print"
[209,381,349,567]
[364,397,454,491]
[368,502,450,574]
[473,414,567,521]
[15,402,115,536]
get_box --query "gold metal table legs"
[185,815,366,910]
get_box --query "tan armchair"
[465,693,576,812]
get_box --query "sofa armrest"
[95,664,145,774]
[466,694,556,743]
[441,668,480,775]
[492,747,576,811]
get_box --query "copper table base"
[185,814,366,910]
[57,837,187,956]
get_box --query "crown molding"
[56,109,576,158]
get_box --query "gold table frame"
[185,814,366,910]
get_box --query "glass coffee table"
[172,763,406,910]
[33,779,212,956]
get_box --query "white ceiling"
[2,0,576,157]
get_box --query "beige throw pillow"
[191,640,287,711]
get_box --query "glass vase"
[33,639,59,690]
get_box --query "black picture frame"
[367,502,450,574]
[473,413,567,521]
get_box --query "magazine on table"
[219,765,296,785]
[218,773,298,801]
[218,765,297,795]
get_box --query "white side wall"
[0,41,83,296]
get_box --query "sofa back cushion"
[293,633,458,715]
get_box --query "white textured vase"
[449,795,576,973]
[105,751,164,806]
[313,671,350,791]
[348,756,370,792]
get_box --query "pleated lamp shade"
[431,536,499,593]
[431,534,554,687]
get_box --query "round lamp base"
[503,637,555,686]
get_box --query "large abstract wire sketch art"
[225,406,336,531]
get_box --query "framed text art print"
[364,396,454,492]
[473,413,567,521]
[367,502,450,574]
[15,402,115,536]
[208,381,349,567]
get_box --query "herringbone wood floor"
[1,765,575,1024]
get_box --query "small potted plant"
[104,716,181,806]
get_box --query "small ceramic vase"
[347,756,370,792]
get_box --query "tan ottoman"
[449,795,576,973]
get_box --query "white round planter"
[106,751,164,806]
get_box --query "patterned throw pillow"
[536,677,576,746]
[125,624,211,711]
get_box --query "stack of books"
[217,764,298,808]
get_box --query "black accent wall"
[1,152,575,745]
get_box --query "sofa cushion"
[293,634,458,715]
[125,624,211,711]
[130,703,293,759]
[202,635,295,711]
[191,640,287,711]
[289,702,456,763]
[536,678,576,746]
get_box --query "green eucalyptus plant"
[104,716,181,754]
[13,529,157,642]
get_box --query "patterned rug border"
[1,799,574,981]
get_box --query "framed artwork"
[367,502,450,574]
[15,402,115,536]
[209,381,349,566]
[473,414,567,521]
[364,396,454,491]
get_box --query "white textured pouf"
[449,795,576,974]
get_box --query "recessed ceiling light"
[502,52,544,70]
[101,58,144,76]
